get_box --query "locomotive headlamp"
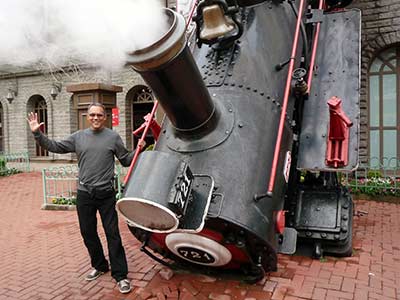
[200,4,235,40]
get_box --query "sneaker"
[117,279,131,294]
[85,269,106,281]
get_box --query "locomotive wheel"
[165,232,232,266]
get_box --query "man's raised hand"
[27,112,44,133]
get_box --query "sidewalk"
[0,172,399,300]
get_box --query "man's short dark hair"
[87,102,106,114]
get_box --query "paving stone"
[1,173,400,300]
[139,290,152,300]
[209,293,232,300]
[180,280,200,296]
[196,274,217,283]
[158,268,174,281]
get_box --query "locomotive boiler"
[116,0,361,279]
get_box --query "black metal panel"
[197,46,236,87]
[165,100,235,152]
[122,151,186,208]
[179,175,214,231]
[295,190,340,232]
[192,3,298,111]
[297,9,361,171]
[294,187,352,242]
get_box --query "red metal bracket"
[124,101,159,185]
[276,210,286,234]
[132,113,161,140]
[325,96,353,168]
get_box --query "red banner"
[112,108,119,126]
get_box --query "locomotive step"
[277,227,297,255]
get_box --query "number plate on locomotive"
[177,246,215,264]
[169,165,194,214]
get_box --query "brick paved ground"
[0,172,399,300]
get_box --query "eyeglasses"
[88,113,105,118]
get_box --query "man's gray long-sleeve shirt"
[34,128,134,191]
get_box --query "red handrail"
[306,0,325,94]
[267,0,306,195]
[124,101,159,185]
[186,0,198,30]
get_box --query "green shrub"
[0,157,6,170]
[145,144,154,151]
[52,196,77,205]
[345,176,400,197]
[0,167,21,177]
[367,170,381,178]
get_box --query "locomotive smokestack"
[127,9,215,132]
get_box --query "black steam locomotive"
[116,0,360,279]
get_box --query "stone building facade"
[351,0,400,167]
[0,0,399,169]
[0,66,158,163]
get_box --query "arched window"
[131,86,155,148]
[368,47,399,169]
[0,102,3,153]
[34,97,48,157]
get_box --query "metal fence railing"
[39,155,400,208]
[114,165,129,199]
[42,164,129,209]
[0,152,30,175]
[42,165,79,208]
[340,157,400,197]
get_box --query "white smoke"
[0,0,168,71]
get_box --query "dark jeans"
[76,188,128,281]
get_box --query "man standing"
[27,103,141,294]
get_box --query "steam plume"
[0,0,168,71]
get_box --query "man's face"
[87,106,106,131]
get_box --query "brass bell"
[200,4,235,41]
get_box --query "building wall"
[0,66,148,161]
[350,0,400,162]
